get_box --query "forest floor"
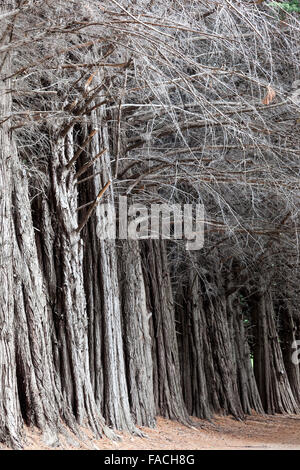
[1,413,300,450]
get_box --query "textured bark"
[0,149,21,449]
[279,303,300,407]
[118,240,156,427]
[252,286,299,414]
[141,240,190,424]
[45,130,112,437]
[176,274,212,419]
[226,290,263,415]
[0,5,22,445]
[0,5,63,446]
[12,159,63,441]
[176,264,262,420]
[99,234,137,433]
[78,103,138,434]
[201,283,245,419]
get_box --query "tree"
[0,0,299,448]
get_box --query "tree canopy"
[0,0,299,448]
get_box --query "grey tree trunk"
[0,5,66,446]
[226,288,263,415]
[0,5,22,445]
[141,240,190,424]
[176,263,262,420]
[12,158,63,441]
[280,303,300,407]
[118,239,156,427]
[252,286,299,414]
[1,1,300,449]
[176,273,213,419]
[76,101,138,434]
[45,129,113,437]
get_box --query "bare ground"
[1,413,300,450]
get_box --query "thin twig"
[65,129,98,170]
[76,180,112,233]
[75,148,106,179]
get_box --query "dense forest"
[0,0,300,448]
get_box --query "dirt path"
[102,414,300,450]
[1,414,300,450]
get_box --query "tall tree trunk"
[45,130,113,437]
[141,240,190,424]
[176,264,261,420]
[108,96,156,427]
[77,101,138,434]
[0,6,66,446]
[0,5,22,445]
[12,158,65,443]
[118,240,156,427]
[278,297,300,407]
[226,284,263,415]
[252,285,299,414]
[176,273,212,419]
[202,282,245,419]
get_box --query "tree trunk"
[12,158,65,443]
[118,240,156,427]
[141,240,190,424]
[252,286,299,414]
[278,298,300,407]
[41,129,113,437]
[176,273,212,419]
[0,5,22,445]
[226,286,263,415]
[176,264,260,420]
[77,101,138,434]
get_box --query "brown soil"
[1,414,300,450]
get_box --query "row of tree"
[0,0,299,448]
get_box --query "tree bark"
[226,286,263,415]
[141,240,190,424]
[176,273,212,419]
[280,306,300,406]
[252,285,299,414]
[176,263,261,420]
[0,5,22,445]
[43,129,113,437]
[77,102,138,434]
[118,240,156,427]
